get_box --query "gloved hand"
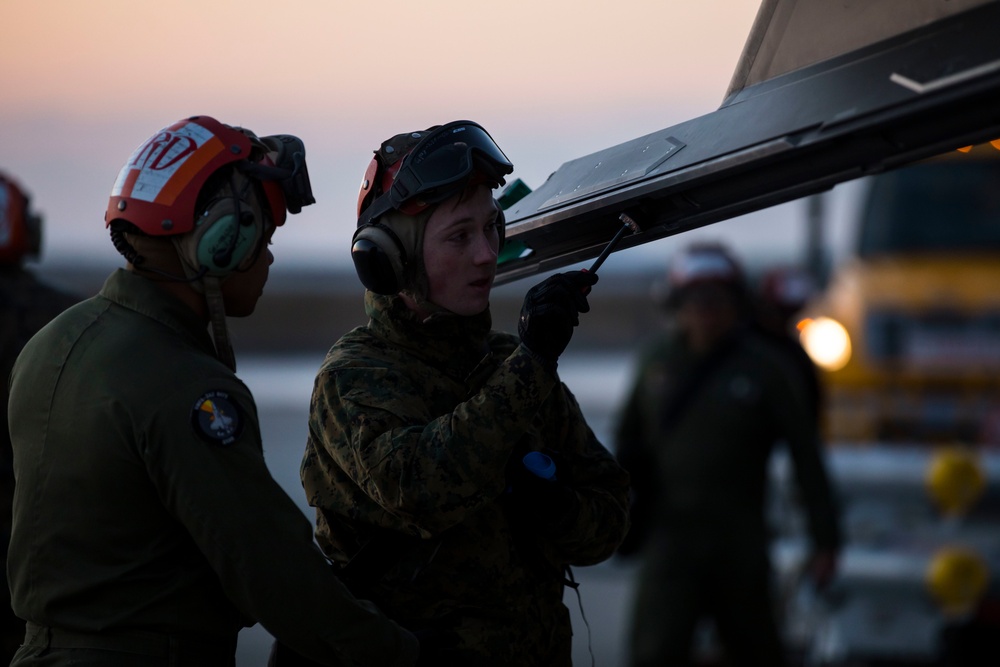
[504,450,580,534]
[507,477,580,535]
[414,628,477,666]
[518,271,598,365]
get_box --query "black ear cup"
[352,199,505,295]
[351,223,408,295]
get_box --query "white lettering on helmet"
[111,121,219,204]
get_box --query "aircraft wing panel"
[497,1,1000,284]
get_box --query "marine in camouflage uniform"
[300,122,630,666]
[615,244,841,667]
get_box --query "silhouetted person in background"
[754,265,823,422]
[615,243,840,667]
[1,171,81,663]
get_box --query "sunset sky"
[1,1,826,274]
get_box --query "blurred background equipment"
[798,141,1000,446]
[770,140,1000,667]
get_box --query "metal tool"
[587,213,642,275]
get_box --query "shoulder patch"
[191,391,244,446]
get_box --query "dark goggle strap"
[238,135,316,214]
[357,192,396,229]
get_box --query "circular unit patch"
[191,391,244,446]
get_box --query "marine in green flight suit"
[615,244,841,667]
[6,116,419,667]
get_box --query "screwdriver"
[582,213,642,293]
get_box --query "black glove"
[518,271,599,365]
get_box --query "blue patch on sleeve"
[191,391,244,446]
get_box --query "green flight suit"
[301,292,631,667]
[615,328,841,667]
[7,269,418,667]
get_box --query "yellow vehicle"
[799,141,1000,445]
[771,142,1000,666]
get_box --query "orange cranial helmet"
[103,115,316,373]
[0,172,41,264]
[104,115,290,236]
[105,115,315,280]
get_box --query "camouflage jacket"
[302,291,631,666]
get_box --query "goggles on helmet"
[357,120,513,228]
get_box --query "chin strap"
[202,276,236,372]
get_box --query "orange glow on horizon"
[1,1,759,121]
[0,0,765,262]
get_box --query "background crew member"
[754,265,824,421]
[0,171,81,663]
[615,242,841,667]
[7,116,421,667]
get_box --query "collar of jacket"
[364,290,494,374]
[101,268,217,355]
